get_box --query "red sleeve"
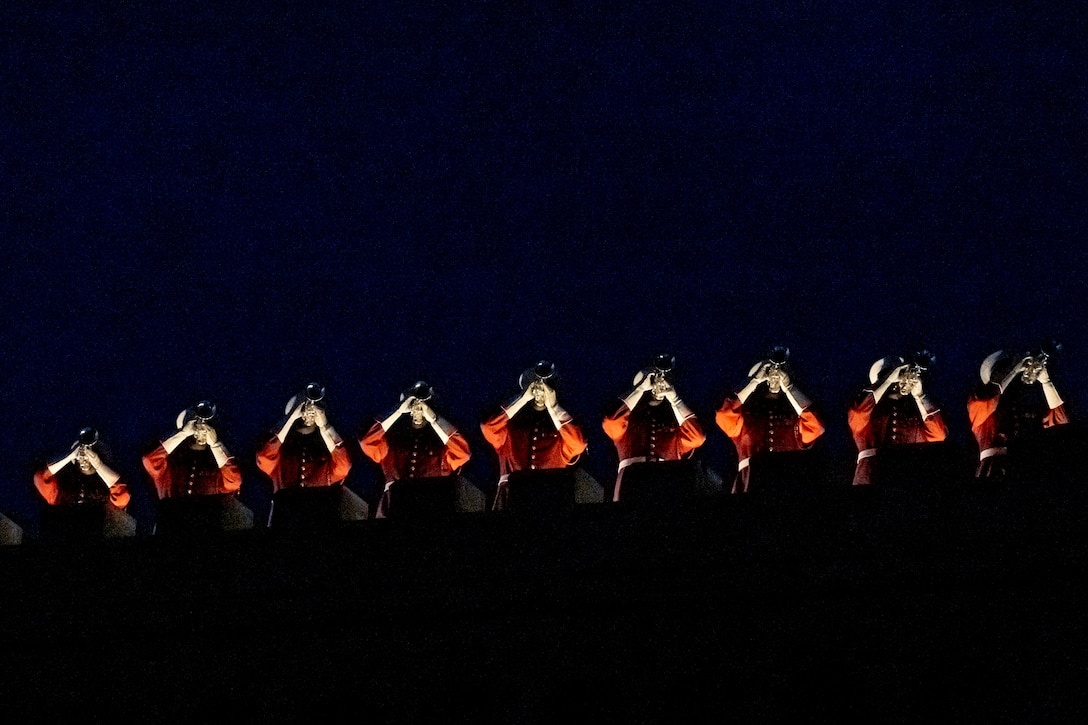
[1044,405,1070,428]
[853,457,874,486]
[219,459,242,494]
[968,383,1001,435]
[558,420,588,464]
[109,481,131,509]
[677,416,706,455]
[142,444,172,499]
[715,395,745,440]
[848,391,876,448]
[444,430,472,472]
[33,467,60,505]
[328,444,352,483]
[359,421,390,464]
[798,409,825,446]
[480,410,510,451]
[922,411,948,442]
[601,402,631,442]
[256,436,282,478]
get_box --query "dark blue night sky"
[3,3,1086,532]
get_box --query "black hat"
[868,356,905,386]
[748,345,791,378]
[652,353,675,374]
[176,400,217,430]
[304,382,326,403]
[981,341,1061,384]
[519,360,557,390]
[868,350,934,386]
[285,383,327,416]
[980,350,1011,385]
[400,381,435,403]
[71,427,100,451]
[194,401,216,421]
[633,354,676,387]
[77,427,100,447]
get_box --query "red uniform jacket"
[716,392,824,493]
[848,391,948,486]
[143,443,242,499]
[360,421,471,482]
[257,430,352,493]
[360,420,472,517]
[481,406,587,510]
[603,398,705,501]
[34,465,131,509]
[968,381,1069,476]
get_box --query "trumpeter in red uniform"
[716,347,825,493]
[481,361,587,510]
[848,351,948,486]
[34,427,131,510]
[968,343,1070,479]
[603,354,705,502]
[360,381,472,518]
[258,383,351,493]
[143,401,242,499]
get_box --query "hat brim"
[980,350,1011,385]
[869,356,905,386]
